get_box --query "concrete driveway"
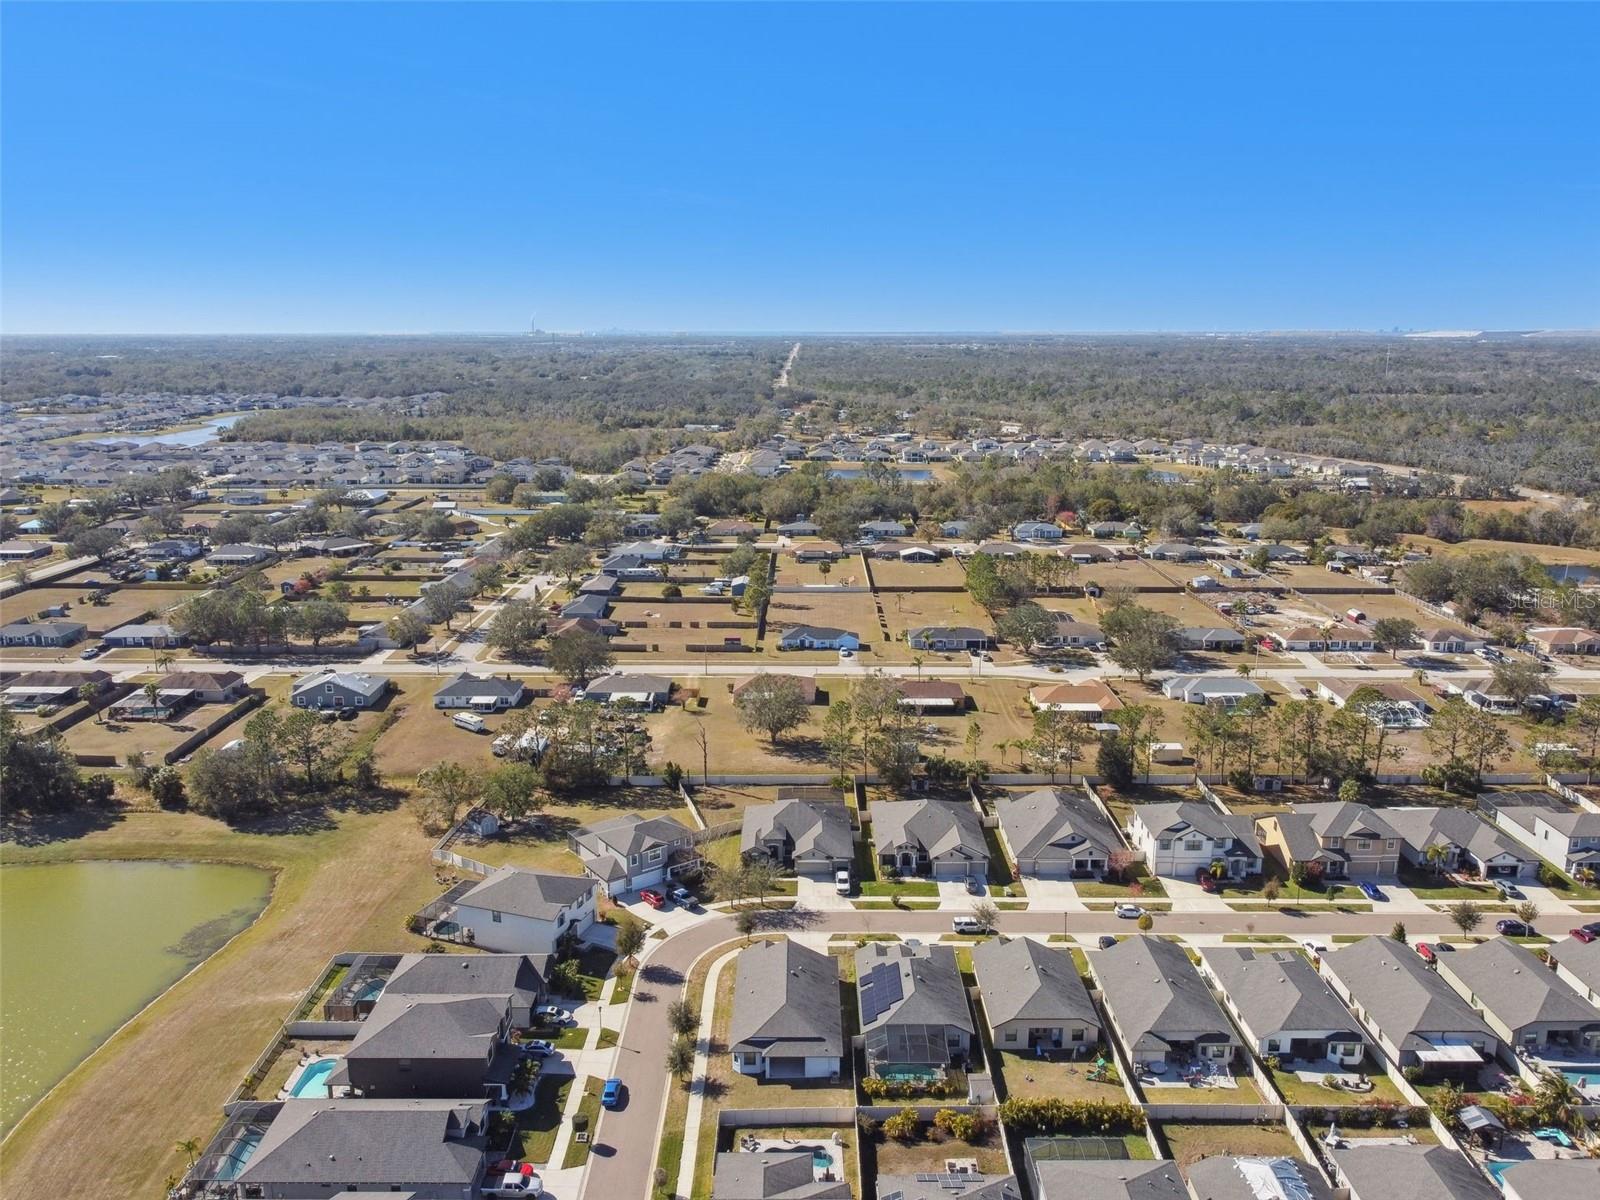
[795,877,853,911]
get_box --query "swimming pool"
[1559,1068,1598,1096]
[290,1057,338,1098]
[1485,1160,1512,1188]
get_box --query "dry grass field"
[64,701,252,764]
[0,586,176,635]
[609,597,752,655]
[774,556,866,587]
[869,556,966,589]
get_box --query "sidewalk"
[674,944,740,1200]
[537,974,623,1199]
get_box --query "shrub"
[882,1107,920,1142]
[934,1108,980,1141]
[997,1098,1146,1136]
[1136,913,1154,931]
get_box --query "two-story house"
[1255,802,1401,881]
[447,867,598,956]
[1126,802,1263,882]
[570,812,700,898]
[1490,804,1600,878]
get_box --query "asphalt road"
[583,904,1469,1200]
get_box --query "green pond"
[0,860,272,1134]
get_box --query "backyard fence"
[162,691,265,765]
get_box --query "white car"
[838,648,855,659]
[534,1005,570,1025]
[484,1169,543,1197]
[951,916,992,934]
[521,1039,555,1057]
[1113,903,1146,919]
[834,869,852,896]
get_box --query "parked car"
[639,888,667,909]
[1357,881,1386,902]
[78,644,103,659]
[521,1040,555,1057]
[1300,939,1329,956]
[601,1078,624,1109]
[838,648,854,660]
[1496,919,1534,937]
[1569,928,1597,944]
[951,915,992,935]
[834,869,853,896]
[1097,935,1119,949]
[1494,880,1525,900]
[1581,922,1600,936]
[1114,903,1146,919]
[1194,869,1217,893]
[670,886,697,907]
[534,1005,571,1025]
[1416,943,1437,965]
[484,1167,543,1197]
[337,706,358,721]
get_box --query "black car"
[1097,935,1118,949]
[1495,919,1533,937]
[337,707,359,721]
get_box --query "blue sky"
[2,2,1596,334]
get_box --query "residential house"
[1272,625,1375,653]
[1525,627,1600,655]
[570,811,699,897]
[1030,1160,1185,1200]
[381,952,546,1027]
[712,1151,851,1199]
[871,799,989,881]
[741,795,855,878]
[907,625,991,652]
[1433,938,1600,1055]
[1491,805,1600,878]
[1044,616,1106,649]
[0,669,110,709]
[1177,627,1246,652]
[1027,680,1121,717]
[729,939,844,1080]
[103,622,185,649]
[1144,542,1205,562]
[1184,1157,1335,1200]
[224,1099,491,1200]
[1091,935,1240,1071]
[1328,1145,1499,1200]
[707,519,762,538]
[206,543,273,566]
[107,670,247,721]
[1012,520,1062,541]
[1061,543,1115,564]
[1316,679,1432,712]
[0,619,86,647]
[1161,676,1266,706]
[1126,803,1263,882]
[859,520,909,539]
[560,593,613,620]
[994,788,1124,880]
[447,867,598,955]
[0,540,51,561]
[1255,803,1401,880]
[432,672,526,711]
[856,941,974,1074]
[582,673,673,707]
[732,674,819,706]
[1199,947,1368,1068]
[792,541,843,562]
[289,669,390,710]
[894,679,968,712]
[1498,1161,1600,1200]
[1419,627,1480,654]
[143,537,205,561]
[1379,807,1535,881]
[578,572,622,596]
[777,625,860,652]
[333,992,519,1100]
[972,937,1099,1053]
[1551,935,1600,1005]
[1320,937,1499,1077]
[1086,520,1140,539]
[879,1175,1020,1200]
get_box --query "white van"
[452,712,486,733]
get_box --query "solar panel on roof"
[860,961,904,1025]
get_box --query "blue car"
[600,1078,624,1109]
[1357,881,1385,902]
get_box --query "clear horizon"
[3,2,1597,335]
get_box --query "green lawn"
[610,967,635,1005]
[515,1074,574,1164]
[1076,878,1167,898]
[551,1026,589,1050]
[1268,1058,1406,1106]
[597,1027,619,1050]
[859,879,939,897]
[561,1077,602,1169]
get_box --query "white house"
[448,867,598,955]
[1125,802,1263,881]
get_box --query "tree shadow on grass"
[0,802,124,846]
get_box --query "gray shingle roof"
[1032,1159,1187,1200]
[971,937,1096,1030]
[1434,938,1600,1033]
[433,672,524,702]
[1134,802,1262,857]
[995,788,1124,870]
[1330,1145,1498,1200]
[855,942,973,1034]
[1322,937,1495,1053]
[1378,807,1530,869]
[383,952,543,1008]
[1185,1156,1335,1200]
[729,939,844,1059]
[235,1099,486,1188]
[1552,934,1600,994]
[871,800,988,866]
[345,994,506,1064]
[741,798,855,866]
[456,867,596,922]
[1091,936,1239,1055]
[1199,948,1363,1043]
[879,1174,1021,1200]
[713,1151,851,1198]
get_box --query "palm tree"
[1235,663,1253,679]
[1532,1070,1587,1133]
[176,1137,201,1169]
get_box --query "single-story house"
[871,799,989,881]
[1012,520,1063,541]
[713,1151,850,1199]
[1199,947,1368,1067]
[972,936,1099,1052]
[1525,627,1600,655]
[206,543,273,566]
[0,540,51,561]
[1161,675,1266,706]
[1498,1162,1600,1200]
[289,669,390,710]
[1433,937,1600,1054]
[1316,679,1432,712]
[1044,617,1106,649]
[1125,802,1263,881]
[792,541,844,562]
[777,625,859,652]
[1551,934,1600,1005]
[995,787,1124,880]
[0,669,111,710]
[907,625,991,652]
[433,672,526,711]
[1329,1144,1499,1200]
[448,866,598,956]
[1030,1160,1185,1200]
[775,519,820,537]
[577,572,621,596]
[1184,1157,1334,1200]
[729,938,844,1080]
[1028,680,1121,717]
[894,679,968,711]
[856,941,974,1074]
[1091,935,1240,1070]
[570,811,700,897]
[143,538,205,561]
[0,619,87,648]
[303,536,371,556]
[1177,627,1246,652]
[560,593,613,620]
[582,673,673,708]
[103,622,185,649]
[107,670,247,721]
[731,674,819,705]
[741,795,855,878]
[225,1099,492,1199]
[1419,627,1481,654]
[1321,937,1499,1077]
[1380,807,1535,880]
[859,520,909,538]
